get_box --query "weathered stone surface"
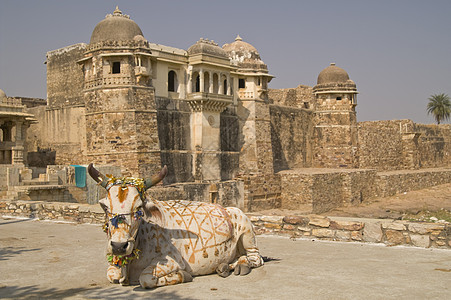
[260,216,284,223]
[283,215,309,226]
[410,234,430,248]
[330,220,364,231]
[263,223,282,230]
[385,230,405,245]
[351,231,363,241]
[408,223,445,234]
[335,230,351,240]
[308,215,330,228]
[382,222,406,231]
[312,228,335,238]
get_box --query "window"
[257,77,261,86]
[239,78,245,89]
[336,96,342,101]
[112,61,121,74]
[223,79,227,94]
[195,74,200,92]
[168,70,177,92]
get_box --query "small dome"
[0,89,6,102]
[222,35,267,70]
[187,38,228,59]
[317,63,350,84]
[90,7,144,44]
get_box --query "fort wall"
[46,44,86,108]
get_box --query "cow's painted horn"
[144,165,167,190]
[88,163,109,188]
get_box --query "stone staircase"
[1,178,73,202]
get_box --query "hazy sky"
[1,0,450,123]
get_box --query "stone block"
[263,223,281,230]
[335,230,351,240]
[408,223,445,234]
[308,215,330,228]
[283,215,309,226]
[351,231,362,241]
[330,220,364,231]
[385,230,404,245]
[260,216,284,223]
[312,228,335,238]
[410,234,430,248]
[382,222,406,231]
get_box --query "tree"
[427,93,451,124]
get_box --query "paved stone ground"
[1,217,450,299]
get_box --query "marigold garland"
[107,249,141,267]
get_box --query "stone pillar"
[227,75,231,96]
[209,71,214,93]
[12,145,24,165]
[199,69,204,93]
[187,69,192,94]
[219,75,224,95]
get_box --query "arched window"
[168,70,178,92]
[223,79,227,95]
[194,73,200,92]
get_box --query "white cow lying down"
[88,164,264,289]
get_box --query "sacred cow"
[88,164,264,288]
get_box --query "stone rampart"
[279,168,451,213]
[358,120,451,171]
[1,201,449,249]
[270,105,313,172]
[268,85,314,109]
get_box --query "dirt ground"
[258,183,451,220]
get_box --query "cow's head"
[88,163,167,256]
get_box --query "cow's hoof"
[234,264,251,276]
[216,263,230,278]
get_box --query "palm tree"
[427,93,451,124]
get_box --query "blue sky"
[1,0,450,123]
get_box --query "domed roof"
[0,89,6,102]
[90,7,144,44]
[222,35,259,54]
[187,38,228,59]
[317,63,350,84]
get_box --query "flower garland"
[105,175,146,199]
[107,249,141,268]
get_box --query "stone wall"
[268,85,314,109]
[270,105,313,172]
[279,169,377,213]
[249,214,451,249]
[240,173,282,212]
[358,120,451,171]
[26,105,86,166]
[1,201,449,249]
[416,124,451,168]
[375,168,451,198]
[46,44,86,108]
[278,168,451,213]
[8,97,47,108]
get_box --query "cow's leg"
[139,266,192,289]
[223,208,264,276]
[107,265,122,284]
[139,255,192,289]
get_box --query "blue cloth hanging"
[70,165,86,188]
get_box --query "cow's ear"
[144,201,164,226]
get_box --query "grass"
[402,208,451,223]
